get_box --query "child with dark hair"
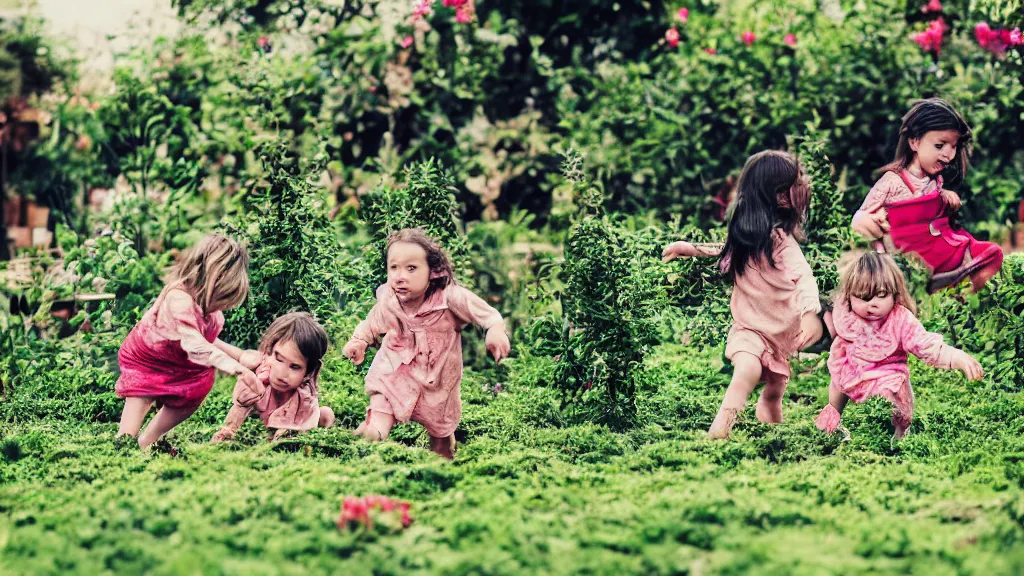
[342,228,510,459]
[663,150,825,439]
[211,312,335,443]
[851,98,1003,293]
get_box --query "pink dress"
[116,285,241,410]
[230,358,321,431]
[351,283,504,438]
[815,301,955,432]
[859,171,1003,284]
[724,229,821,381]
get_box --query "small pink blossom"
[665,28,680,48]
[975,21,1013,55]
[676,8,689,23]
[704,47,717,54]
[784,33,797,47]
[257,36,272,53]
[741,31,756,46]
[912,18,947,55]
[922,0,942,13]
[400,35,414,49]
[1011,28,1022,45]
[413,0,433,18]
[455,7,471,23]
[443,0,468,6]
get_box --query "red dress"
[116,286,227,410]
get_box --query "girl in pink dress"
[815,251,983,442]
[851,98,1003,293]
[662,150,825,439]
[116,234,261,449]
[211,312,336,443]
[342,228,511,459]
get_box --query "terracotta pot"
[4,196,22,226]
[8,226,31,248]
[27,203,50,227]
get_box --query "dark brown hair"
[258,312,329,383]
[719,150,810,280]
[385,228,455,297]
[879,98,972,184]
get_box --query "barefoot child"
[815,252,983,442]
[116,234,262,449]
[851,98,1003,293]
[342,228,510,459]
[211,312,335,443]
[662,150,824,439]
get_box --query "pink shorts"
[724,326,791,380]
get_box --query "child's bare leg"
[429,434,456,460]
[138,405,199,449]
[891,385,914,441]
[755,373,788,424]
[708,352,762,439]
[117,398,153,437]
[828,386,850,416]
[318,406,335,428]
[353,404,395,442]
[823,310,836,339]
[211,404,254,443]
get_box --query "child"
[815,251,983,442]
[662,150,824,440]
[851,98,1003,293]
[342,228,510,459]
[211,312,336,443]
[116,234,262,449]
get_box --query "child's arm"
[213,339,262,370]
[662,241,724,262]
[447,286,510,364]
[163,290,253,377]
[852,173,901,241]
[211,361,270,443]
[343,288,390,365]
[773,236,823,348]
[903,314,984,381]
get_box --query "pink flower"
[455,6,471,23]
[443,0,468,6]
[704,47,717,54]
[400,35,414,49]
[922,0,942,13]
[257,36,271,53]
[413,0,434,18]
[676,8,689,23]
[975,21,1010,55]
[1011,28,1022,45]
[784,33,797,47]
[912,18,947,55]
[741,31,755,46]
[665,28,680,48]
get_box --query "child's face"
[850,290,896,322]
[387,241,431,305]
[909,129,960,176]
[267,339,309,392]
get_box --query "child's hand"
[662,241,697,262]
[797,311,823,349]
[238,368,265,396]
[953,350,983,381]
[485,326,511,364]
[852,209,890,240]
[343,339,368,365]
[239,349,263,370]
[941,189,962,212]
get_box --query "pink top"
[231,358,320,431]
[828,301,954,397]
[351,283,504,437]
[116,284,242,409]
[727,229,821,365]
[859,171,940,213]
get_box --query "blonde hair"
[836,251,916,314]
[258,312,329,384]
[170,234,250,315]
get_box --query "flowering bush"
[338,495,413,532]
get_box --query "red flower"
[584,381,593,390]
[257,36,272,53]
[665,28,680,48]
[704,47,717,54]
[784,33,797,47]
[443,0,468,6]
[741,31,755,46]
[975,21,1013,55]
[676,8,689,23]
[400,35,414,49]
[912,18,947,55]
[922,0,942,13]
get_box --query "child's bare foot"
[210,428,234,444]
[755,396,784,424]
[319,406,335,428]
[352,417,391,442]
[707,408,739,440]
[429,434,456,460]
